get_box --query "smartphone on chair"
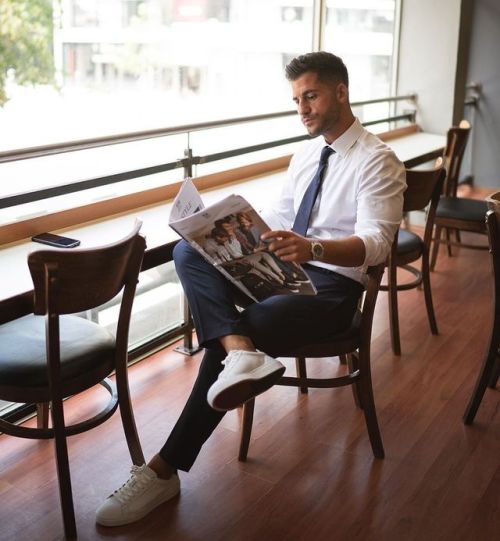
[31,232,81,249]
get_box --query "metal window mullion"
[312,0,327,51]
[391,0,404,125]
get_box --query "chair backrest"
[404,158,445,213]
[28,222,146,373]
[29,221,146,316]
[404,158,446,247]
[443,119,471,197]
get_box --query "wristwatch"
[310,240,324,260]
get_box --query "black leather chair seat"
[397,229,423,256]
[437,196,488,221]
[0,315,115,387]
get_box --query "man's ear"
[336,83,349,103]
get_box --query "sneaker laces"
[220,350,265,378]
[221,351,240,368]
[111,464,155,504]
[221,350,256,370]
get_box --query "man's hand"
[261,230,312,263]
[261,230,366,267]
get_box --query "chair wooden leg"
[421,250,438,335]
[455,229,462,245]
[50,397,77,540]
[430,226,442,271]
[357,352,384,459]
[295,356,308,394]
[387,256,401,355]
[116,375,145,466]
[445,227,453,257]
[37,402,50,429]
[463,330,500,424]
[488,353,500,388]
[347,353,362,409]
[238,398,255,462]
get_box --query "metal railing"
[0,95,417,351]
[0,94,416,210]
[0,94,416,163]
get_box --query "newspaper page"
[169,179,316,302]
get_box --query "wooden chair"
[463,203,500,424]
[238,263,386,462]
[0,223,146,540]
[430,120,488,270]
[381,159,446,355]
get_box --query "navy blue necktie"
[292,146,334,236]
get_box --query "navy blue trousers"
[159,241,363,471]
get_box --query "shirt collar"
[325,117,363,158]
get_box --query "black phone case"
[32,233,81,248]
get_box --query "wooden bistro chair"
[381,159,446,355]
[463,196,500,424]
[0,223,146,540]
[430,120,488,271]
[238,262,386,463]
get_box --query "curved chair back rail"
[238,262,386,463]
[463,208,500,423]
[404,159,446,213]
[0,222,146,540]
[405,159,446,254]
[29,221,144,315]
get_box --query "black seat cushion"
[0,315,115,388]
[436,196,488,222]
[397,229,423,256]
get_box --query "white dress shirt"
[261,118,406,284]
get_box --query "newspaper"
[169,178,317,302]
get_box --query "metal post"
[184,147,193,178]
[174,142,201,356]
[174,294,201,356]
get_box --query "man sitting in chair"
[96,51,406,527]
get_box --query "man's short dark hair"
[285,52,349,87]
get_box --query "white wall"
[397,0,463,134]
[463,0,500,187]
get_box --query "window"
[0,0,315,152]
[324,0,399,124]
[0,1,402,209]
[0,0,404,233]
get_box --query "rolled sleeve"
[355,150,406,266]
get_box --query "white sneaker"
[207,350,285,411]
[96,464,180,527]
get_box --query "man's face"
[221,221,234,234]
[239,216,251,228]
[215,233,228,245]
[291,71,345,142]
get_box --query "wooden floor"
[1,230,499,541]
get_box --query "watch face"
[312,242,323,259]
